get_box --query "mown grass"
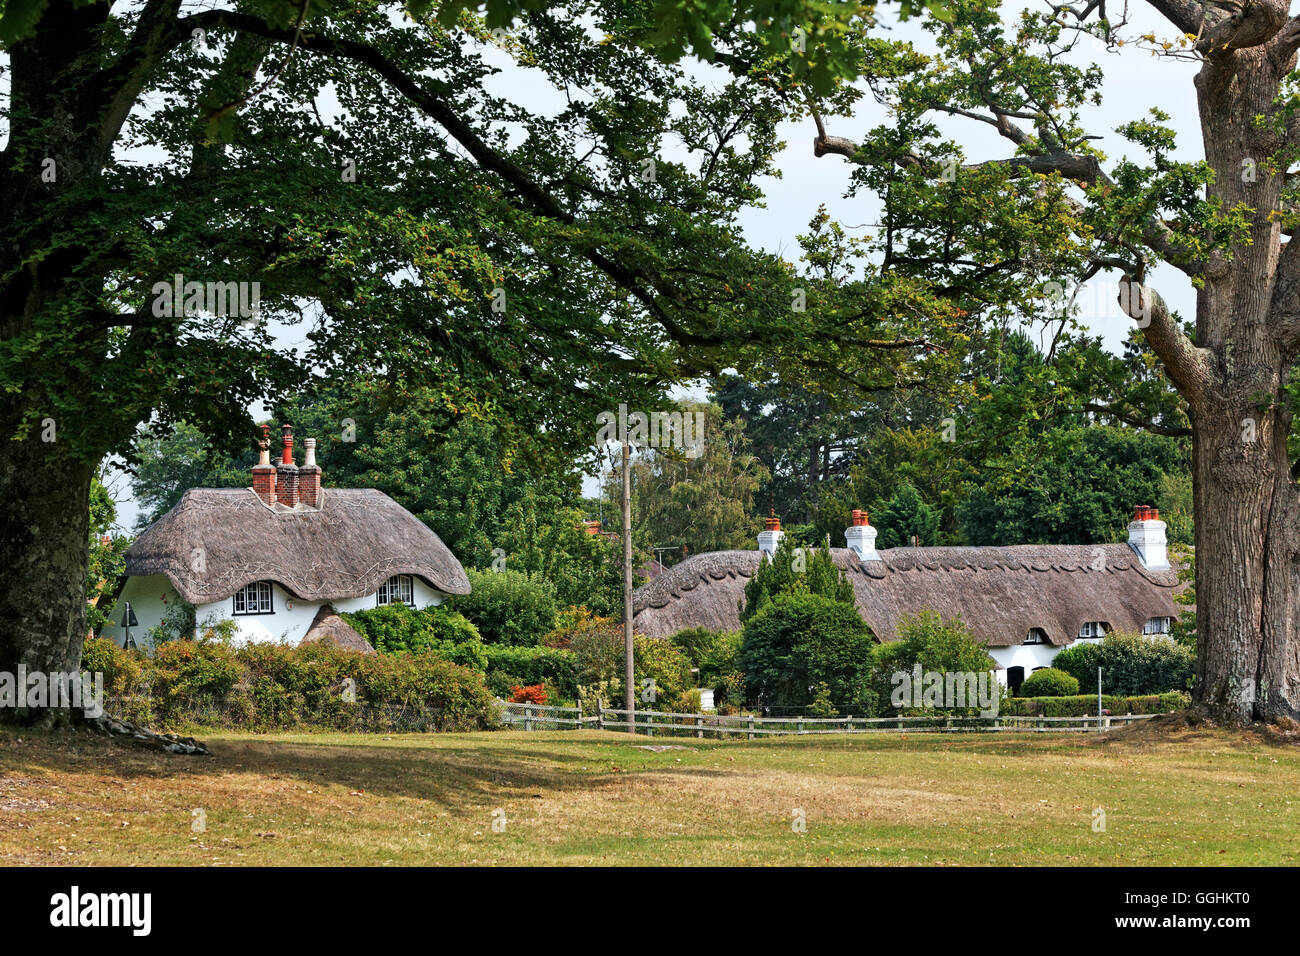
[1,722,1297,865]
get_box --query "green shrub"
[738,591,875,713]
[454,569,558,646]
[740,537,854,623]
[868,611,998,717]
[1001,691,1188,717]
[1018,667,1079,697]
[81,636,144,697]
[566,621,691,708]
[92,639,498,733]
[483,645,579,702]
[343,603,486,671]
[1052,632,1193,695]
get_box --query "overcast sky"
[103,1,1204,529]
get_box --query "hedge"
[482,645,579,702]
[1000,691,1189,717]
[83,637,499,732]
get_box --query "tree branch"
[1116,275,1211,403]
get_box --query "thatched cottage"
[100,425,470,651]
[632,508,1182,693]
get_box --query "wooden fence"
[495,700,1156,736]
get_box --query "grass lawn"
[1,721,1297,865]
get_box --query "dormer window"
[1024,628,1048,644]
[1078,621,1109,640]
[1143,617,1172,636]
[377,574,415,607]
[233,581,274,615]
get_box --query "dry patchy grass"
[0,723,1297,866]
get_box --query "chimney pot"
[252,424,277,506]
[845,508,881,561]
[275,424,299,508]
[757,510,784,558]
[299,437,322,508]
[1129,503,1168,569]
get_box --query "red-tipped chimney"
[276,424,299,508]
[299,437,322,508]
[252,424,277,506]
[764,509,781,532]
[851,509,869,527]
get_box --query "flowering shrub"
[508,683,548,704]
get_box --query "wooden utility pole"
[622,437,634,733]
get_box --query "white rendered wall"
[101,575,446,648]
[989,642,1064,685]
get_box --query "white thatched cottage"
[632,508,1183,693]
[101,424,470,651]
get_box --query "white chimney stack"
[757,512,784,559]
[845,509,881,561]
[1128,505,1168,569]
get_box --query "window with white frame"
[1024,628,1048,644]
[232,581,274,615]
[1078,621,1108,640]
[1143,617,1172,636]
[377,574,415,607]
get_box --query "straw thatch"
[300,604,376,654]
[125,488,471,604]
[632,544,1182,647]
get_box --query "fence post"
[747,716,755,740]
[596,698,604,732]
[696,715,703,739]
[524,703,533,732]
[646,713,654,737]
[797,718,804,735]
[846,716,852,733]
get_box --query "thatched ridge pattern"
[632,544,1181,647]
[125,488,471,603]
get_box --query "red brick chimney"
[252,424,277,506]
[275,424,299,508]
[299,437,321,508]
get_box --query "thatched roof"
[632,544,1182,648]
[301,604,376,654]
[125,488,471,604]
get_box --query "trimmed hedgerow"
[86,639,498,733]
[1001,692,1188,717]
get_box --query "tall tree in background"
[609,401,769,562]
[802,0,1300,722]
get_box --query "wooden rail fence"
[495,700,1156,736]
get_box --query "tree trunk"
[0,428,95,725]
[1189,35,1300,724]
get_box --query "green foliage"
[128,422,253,528]
[738,591,876,713]
[740,536,854,623]
[86,475,130,632]
[567,621,690,708]
[871,481,941,549]
[344,603,486,670]
[957,426,1187,546]
[1018,667,1079,698]
[668,627,743,691]
[96,639,496,732]
[1001,692,1189,718]
[482,645,579,702]
[617,401,769,562]
[454,569,558,647]
[1052,632,1193,696]
[146,601,198,647]
[868,611,997,716]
